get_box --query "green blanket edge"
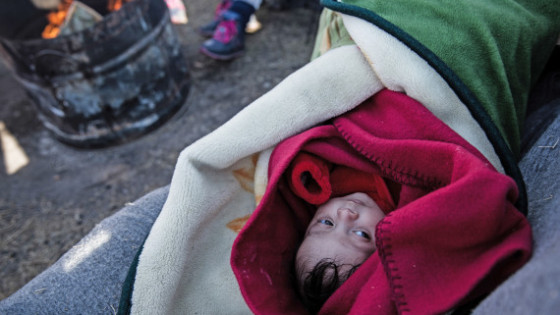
[117,237,145,315]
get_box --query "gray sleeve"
[0,186,168,315]
[473,99,560,315]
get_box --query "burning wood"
[42,0,132,39]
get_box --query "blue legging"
[236,0,262,10]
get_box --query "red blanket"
[231,89,532,314]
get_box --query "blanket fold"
[288,152,395,212]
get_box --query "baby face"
[296,192,386,280]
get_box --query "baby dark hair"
[299,258,361,314]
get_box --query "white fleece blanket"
[130,14,502,314]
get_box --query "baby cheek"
[295,239,313,271]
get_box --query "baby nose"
[337,207,359,221]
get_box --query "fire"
[42,0,73,39]
[108,0,131,11]
[42,0,131,39]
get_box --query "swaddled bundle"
[231,89,532,314]
[287,151,395,211]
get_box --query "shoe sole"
[200,46,244,61]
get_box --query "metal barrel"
[0,0,190,148]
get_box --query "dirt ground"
[0,0,321,299]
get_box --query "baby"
[295,192,386,313]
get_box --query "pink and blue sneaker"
[200,10,245,60]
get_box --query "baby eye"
[354,230,371,240]
[318,219,334,226]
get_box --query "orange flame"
[108,0,131,12]
[42,0,73,39]
[42,0,131,39]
